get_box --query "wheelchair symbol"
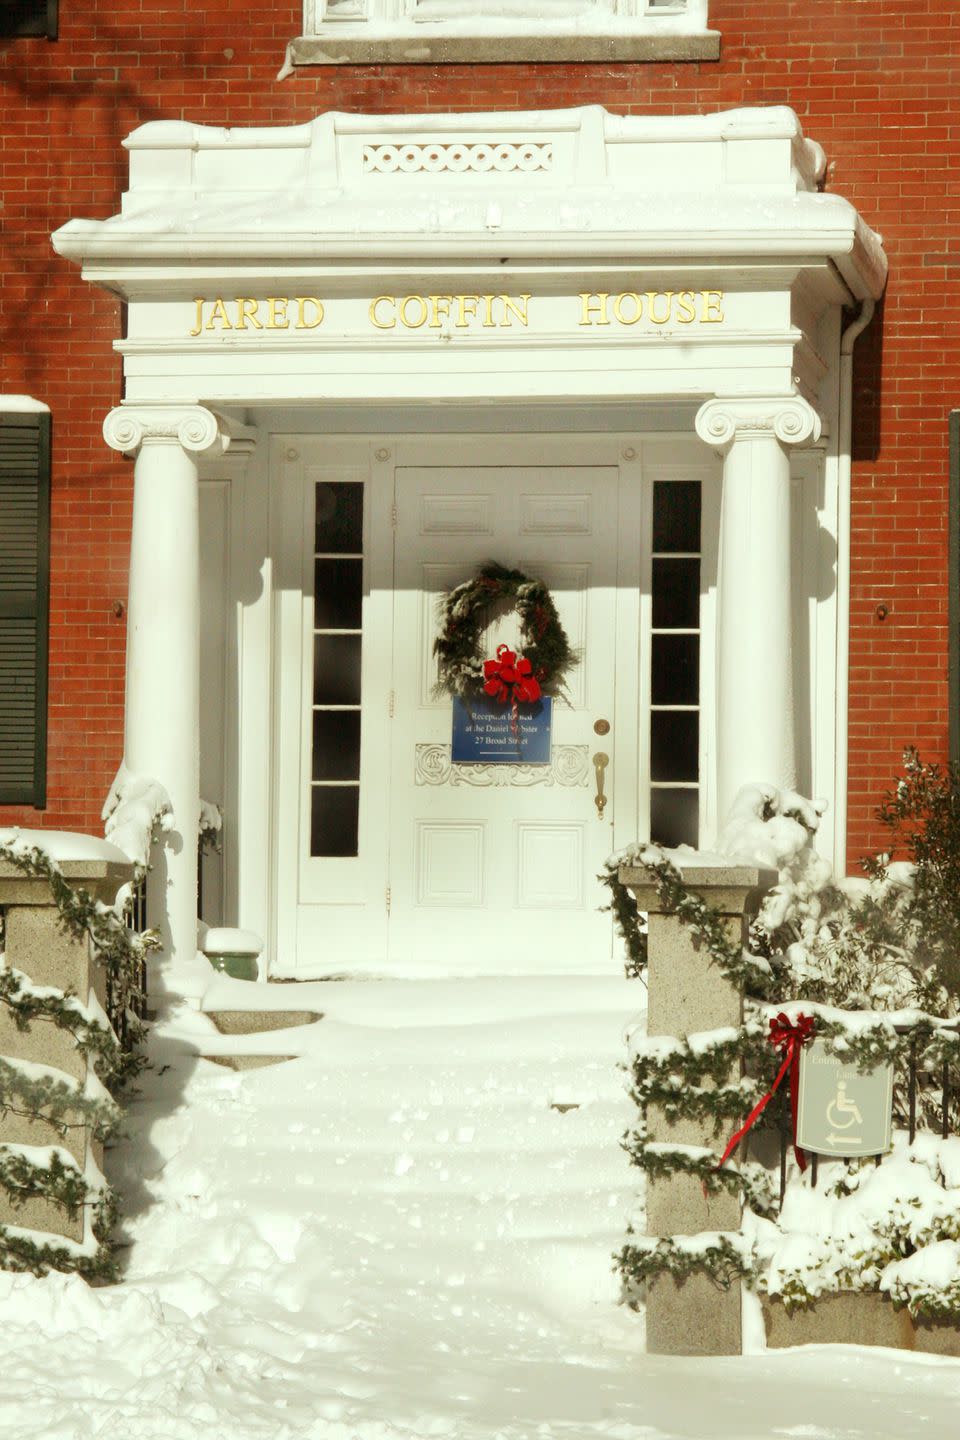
[826,1079,862,1131]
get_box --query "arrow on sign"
[827,1133,861,1145]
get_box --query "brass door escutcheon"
[592,751,609,819]
[593,718,610,736]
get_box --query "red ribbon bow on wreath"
[717,1011,816,1173]
[483,645,542,732]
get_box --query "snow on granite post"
[0,842,133,1250]
[618,854,777,1356]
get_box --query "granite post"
[619,857,777,1357]
[0,855,133,1244]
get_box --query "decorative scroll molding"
[415,743,589,788]
[362,141,553,176]
[694,397,822,454]
[103,406,228,457]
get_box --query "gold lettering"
[204,297,233,332]
[296,297,324,329]
[370,296,396,329]
[399,294,428,329]
[500,295,530,328]
[578,293,611,327]
[612,292,643,325]
[235,297,263,331]
[189,297,205,337]
[480,295,498,329]
[701,290,724,323]
[266,297,290,330]
[676,290,697,325]
[429,295,452,329]
[455,295,480,327]
[646,291,674,325]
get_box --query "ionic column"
[103,406,225,994]
[695,397,822,824]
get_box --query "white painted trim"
[198,477,231,927]
[233,436,273,961]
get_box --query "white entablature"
[51,107,885,415]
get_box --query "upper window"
[283,0,717,68]
[0,1,58,39]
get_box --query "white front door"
[387,439,641,975]
[271,434,643,978]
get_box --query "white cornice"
[51,105,887,304]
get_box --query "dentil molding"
[694,396,822,454]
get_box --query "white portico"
[53,106,886,986]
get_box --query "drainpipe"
[834,297,876,874]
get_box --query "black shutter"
[0,410,50,807]
[0,2,58,40]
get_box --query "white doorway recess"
[271,433,655,977]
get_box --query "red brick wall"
[0,0,955,863]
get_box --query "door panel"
[388,461,630,974]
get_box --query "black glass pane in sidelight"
[315,482,364,554]
[310,785,359,857]
[313,634,362,706]
[650,709,699,782]
[652,633,700,707]
[652,558,700,630]
[312,710,361,781]
[653,481,701,554]
[650,788,699,849]
[314,558,363,630]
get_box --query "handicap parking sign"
[796,1039,894,1158]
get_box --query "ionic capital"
[103,405,225,457]
[695,396,822,455]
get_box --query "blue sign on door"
[451,696,552,764]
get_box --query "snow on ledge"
[0,829,131,866]
[0,395,50,413]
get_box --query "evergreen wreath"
[433,562,576,704]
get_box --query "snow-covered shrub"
[753,1136,960,1318]
[872,747,960,1001]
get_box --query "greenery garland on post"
[433,562,577,703]
[0,841,156,1280]
[616,846,960,1319]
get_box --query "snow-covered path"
[1,975,960,1439]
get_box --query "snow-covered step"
[201,973,644,1028]
[207,1008,322,1035]
[239,1114,629,1159]
[207,1144,630,1191]
[287,1188,637,1238]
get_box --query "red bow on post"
[483,645,542,733]
[717,1012,816,1173]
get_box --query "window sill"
[281,28,720,69]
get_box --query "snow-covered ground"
[2,975,960,1440]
